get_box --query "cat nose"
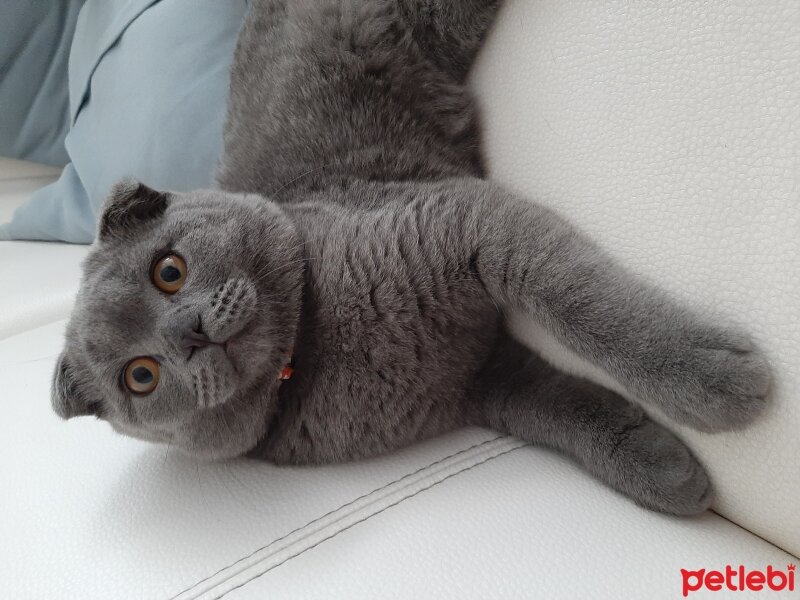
[181,317,210,350]
[182,328,211,349]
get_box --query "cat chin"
[221,326,283,383]
[222,335,246,371]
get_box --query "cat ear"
[51,351,100,419]
[98,178,169,241]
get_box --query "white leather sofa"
[1,1,797,598]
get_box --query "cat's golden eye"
[152,253,187,294]
[124,357,160,395]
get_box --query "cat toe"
[671,344,771,433]
[638,323,772,432]
[616,421,713,516]
[646,444,713,516]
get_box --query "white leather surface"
[1,321,795,600]
[226,450,798,600]
[0,241,88,340]
[472,0,800,556]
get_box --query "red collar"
[277,354,294,381]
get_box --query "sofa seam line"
[211,443,528,600]
[168,434,508,599]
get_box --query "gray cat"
[52,0,770,516]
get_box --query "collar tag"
[278,365,294,381]
[278,352,294,381]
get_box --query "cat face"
[52,180,304,458]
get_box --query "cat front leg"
[467,334,712,515]
[446,179,771,431]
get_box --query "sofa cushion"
[0,156,91,329]
[0,158,61,224]
[0,320,795,599]
[0,241,87,340]
[473,0,800,556]
[0,0,247,243]
[0,159,86,340]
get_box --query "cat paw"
[641,326,771,433]
[613,418,713,516]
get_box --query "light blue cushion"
[0,0,248,243]
[0,1,85,166]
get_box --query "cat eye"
[152,253,187,294]
[123,357,160,395]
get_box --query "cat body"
[256,181,500,464]
[53,0,770,515]
[208,0,503,463]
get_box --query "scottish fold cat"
[52,0,770,515]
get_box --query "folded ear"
[51,351,101,419]
[98,178,169,241]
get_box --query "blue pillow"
[0,0,248,243]
[0,1,85,166]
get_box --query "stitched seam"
[212,444,527,600]
[169,435,506,599]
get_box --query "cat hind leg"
[468,334,712,515]
[396,0,503,81]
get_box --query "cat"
[51,0,770,516]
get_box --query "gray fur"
[52,0,770,515]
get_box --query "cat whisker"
[269,163,334,197]
[0,353,61,368]
[255,256,321,280]
[277,235,326,257]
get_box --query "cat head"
[51,179,304,459]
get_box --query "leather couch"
[1,1,797,597]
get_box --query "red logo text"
[681,564,795,596]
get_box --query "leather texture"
[472,0,800,556]
[2,0,799,594]
[222,450,797,600]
